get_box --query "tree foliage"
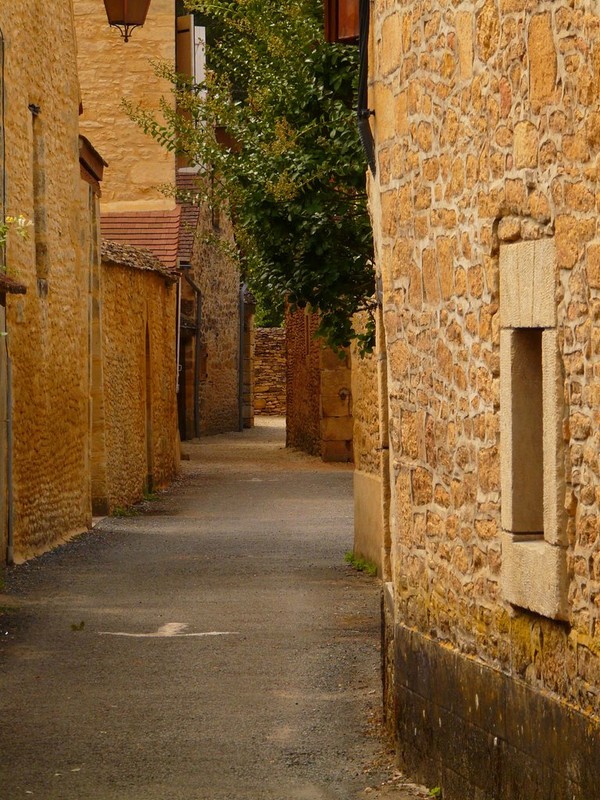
[128,0,375,351]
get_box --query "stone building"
[0,1,181,566]
[0,2,93,562]
[332,0,600,796]
[74,0,251,441]
[286,307,353,462]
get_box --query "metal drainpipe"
[357,0,376,175]
[238,283,246,431]
[193,289,202,439]
[6,350,13,565]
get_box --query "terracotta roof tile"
[101,208,181,271]
[176,171,202,262]
[101,240,178,283]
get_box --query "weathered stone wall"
[99,262,178,510]
[0,2,91,561]
[254,327,286,416]
[286,308,353,462]
[351,314,380,477]
[351,312,383,570]
[73,0,176,212]
[369,0,600,795]
[319,346,353,463]
[286,309,322,456]
[191,200,242,436]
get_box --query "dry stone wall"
[369,0,600,794]
[254,327,286,416]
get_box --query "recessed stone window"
[30,107,49,282]
[499,238,568,620]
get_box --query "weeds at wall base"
[111,506,141,518]
[344,551,377,577]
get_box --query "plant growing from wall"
[0,214,32,253]
[126,0,375,352]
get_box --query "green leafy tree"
[128,0,375,351]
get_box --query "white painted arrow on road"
[99,623,239,638]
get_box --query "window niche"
[30,105,49,288]
[499,238,568,620]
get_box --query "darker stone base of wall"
[321,439,353,462]
[387,619,600,800]
[91,496,110,516]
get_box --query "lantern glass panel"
[104,0,151,27]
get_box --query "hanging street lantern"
[103,0,152,43]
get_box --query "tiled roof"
[101,240,178,283]
[101,208,181,271]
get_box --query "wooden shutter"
[176,15,194,76]
[324,0,359,44]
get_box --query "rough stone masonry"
[354,1,600,797]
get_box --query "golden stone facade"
[0,1,180,564]
[0,2,91,561]
[74,1,249,443]
[357,0,600,794]
[73,0,176,212]
[351,312,386,572]
[95,249,178,512]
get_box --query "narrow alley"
[0,420,425,800]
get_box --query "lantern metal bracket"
[109,22,140,42]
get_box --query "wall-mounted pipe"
[357,0,376,176]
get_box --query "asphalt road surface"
[0,418,427,800]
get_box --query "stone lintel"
[499,239,556,329]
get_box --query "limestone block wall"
[99,261,178,510]
[73,0,176,212]
[254,327,286,415]
[0,2,91,561]
[368,0,600,794]
[351,314,381,478]
[351,312,384,571]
